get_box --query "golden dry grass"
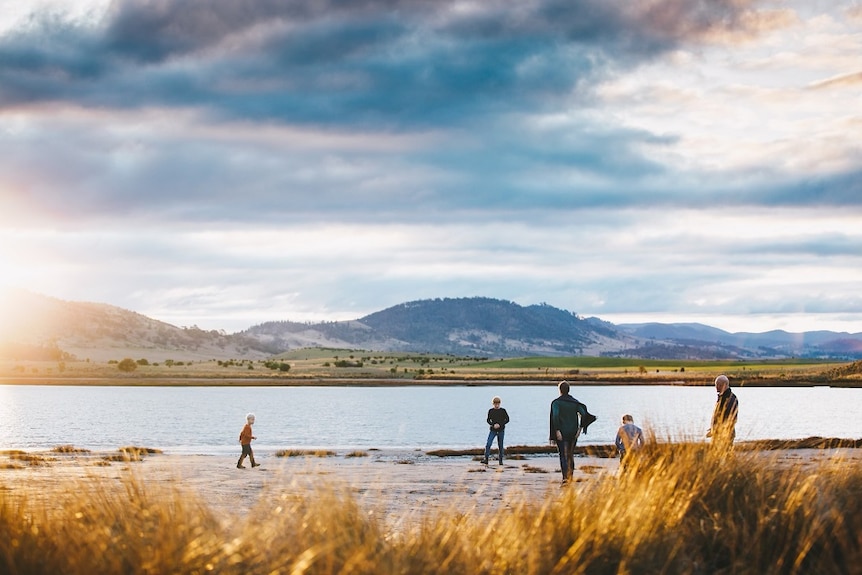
[275,448,338,458]
[2,442,860,574]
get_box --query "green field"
[480,356,838,370]
[2,349,859,386]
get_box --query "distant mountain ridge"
[243,297,628,357]
[617,322,862,359]
[2,289,862,361]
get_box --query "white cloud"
[594,6,862,176]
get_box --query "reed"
[1,443,859,574]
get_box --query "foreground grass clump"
[1,444,860,574]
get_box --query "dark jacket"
[711,387,739,433]
[549,394,586,441]
[487,407,510,430]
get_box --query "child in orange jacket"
[237,413,260,469]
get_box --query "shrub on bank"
[116,358,137,372]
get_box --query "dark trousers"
[238,444,255,466]
[556,439,576,480]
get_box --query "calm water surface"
[1,384,859,455]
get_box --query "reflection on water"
[1,384,859,454]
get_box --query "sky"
[1,0,861,335]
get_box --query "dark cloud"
[743,169,862,208]
[3,0,855,229]
[0,0,770,126]
[742,234,862,258]
[0,17,105,103]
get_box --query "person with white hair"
[706,374,738,449]
[237,413,260,469]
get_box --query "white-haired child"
[237,413,260,469]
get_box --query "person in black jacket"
[707,374,738,450]
[549,380,587,484]
[483,396,510,465]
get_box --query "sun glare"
[0,285,20,341]
[0,243,39,338]
[0,256,24,293]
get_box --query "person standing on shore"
[549,381,587,485]
[615,414,644,471]
[237,413,260,469]
[483,396,510,465]
[706,374,738,450]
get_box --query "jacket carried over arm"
[549,395,586,441]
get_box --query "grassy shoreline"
[2,375,861,387]
[3,353,861,386]
[2,441,859,574]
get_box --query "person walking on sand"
[615,414,644,471]
[483,396,510,465]
[706,374,738,450]
[549,381,588,485]
[237,413,260,469]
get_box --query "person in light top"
[614,414,644,470]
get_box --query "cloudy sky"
[1,0,861,334]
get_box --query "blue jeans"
[556,439,576,480]
[484,429,505,462]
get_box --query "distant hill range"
[2,289,862,362]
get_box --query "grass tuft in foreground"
[1,443,861,574]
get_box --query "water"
[1,384,859,455]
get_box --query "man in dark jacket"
[707,374,738,450]
[549,380,587,484]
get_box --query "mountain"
[242,297,632,357]
[616,323,862,359]
[0,288,273,362]
[243,302,862,360]
[3,288,862,361]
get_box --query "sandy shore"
[2,447,860,526]
[0,448,611,519]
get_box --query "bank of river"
[3,375,861,387]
